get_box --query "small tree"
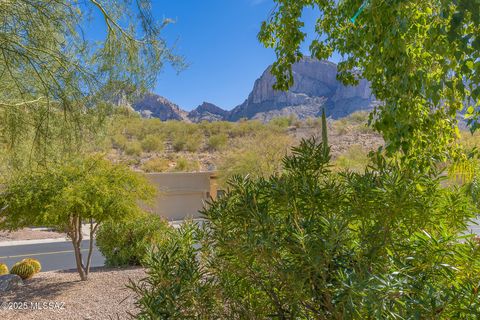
[0,156,155,280]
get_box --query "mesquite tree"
[0,156,155,280]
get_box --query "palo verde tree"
[0,156,155,281]
[0,0,184,165]
[259,0,480,169]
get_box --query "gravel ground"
[0,267,146,320]
[0,228,65,241]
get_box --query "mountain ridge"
[131,58,378,122]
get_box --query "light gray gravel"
[0,267,145,320]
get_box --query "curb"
[0,237,71,247]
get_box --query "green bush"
[132,138,480,319]
[206,133,228,151]
[124,140,142,156]
[111,133,128,149]
[129,222,220,319]
[334,144,370,171]
[141,134,164,153]
[174,157,200,172]
[96,213,171,267]
[218,132,292,185]
[142,157,170,173]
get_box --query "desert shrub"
[269,115,295,128]
[185,133,204,152]
[305,117,321,128]
[132,138,480,319]
[174,157,200,172]
[96,213,171,267]
[125,140,142,156]
[142,157,170,173]
[346,111,370,124]
[207,133,228,151]
[124,118,146,139]
[200,121,232,136]
[172,129,203,152]
[10,261,36,279]
[218,132,293,185]
[0,263,8,275]
[22,258,41,273]
[111,133,128,149]
[141,134,164,153]
[334,144,370,171]
[230,120,264,138]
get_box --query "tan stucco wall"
[143,172,217,221]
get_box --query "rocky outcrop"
[187,102,228,122]
[133,93,189,121]
[0,274,23,292]
[132,58,378,122]
[228,57,377,121]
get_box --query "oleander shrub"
[96,213,171,267]
[10,261,36,280]
[129,222,223,319]
[0,263,8,275]
[132,138,480,319]
[22,258,41,273]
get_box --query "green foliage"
[141,135,164,153]
[129,222,222,319]
[133,138,480,319]
[0,156,155,280]
[97,213,171,267]
[142,158,171,173]
[218,132,293,185]
[269,115,297,128]
[0,1,184,162]
[0,263,8,275]
[259,0,480,169]
[21,258,42,274]
[175,157,200,172]
[125,141,143,156]
[172,131,203,153]
[10,261,36,280]
[334,145,370,171]
[206,133,228,151]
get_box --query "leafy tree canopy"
[259,0,480,169]
[0,155,156,280]
[0,1,184,161]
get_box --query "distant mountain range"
[131,57,378,122]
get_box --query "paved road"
[0,240,105,272]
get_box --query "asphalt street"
[0,240,105,272]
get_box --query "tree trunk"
[85,218,99,276]
[70,215,87,281]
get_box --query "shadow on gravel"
[1,276,81,302]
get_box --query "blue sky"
[88,1,323,111]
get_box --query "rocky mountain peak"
[133,93,189,121]
[131,58,378,122]
[187,102,228,122]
